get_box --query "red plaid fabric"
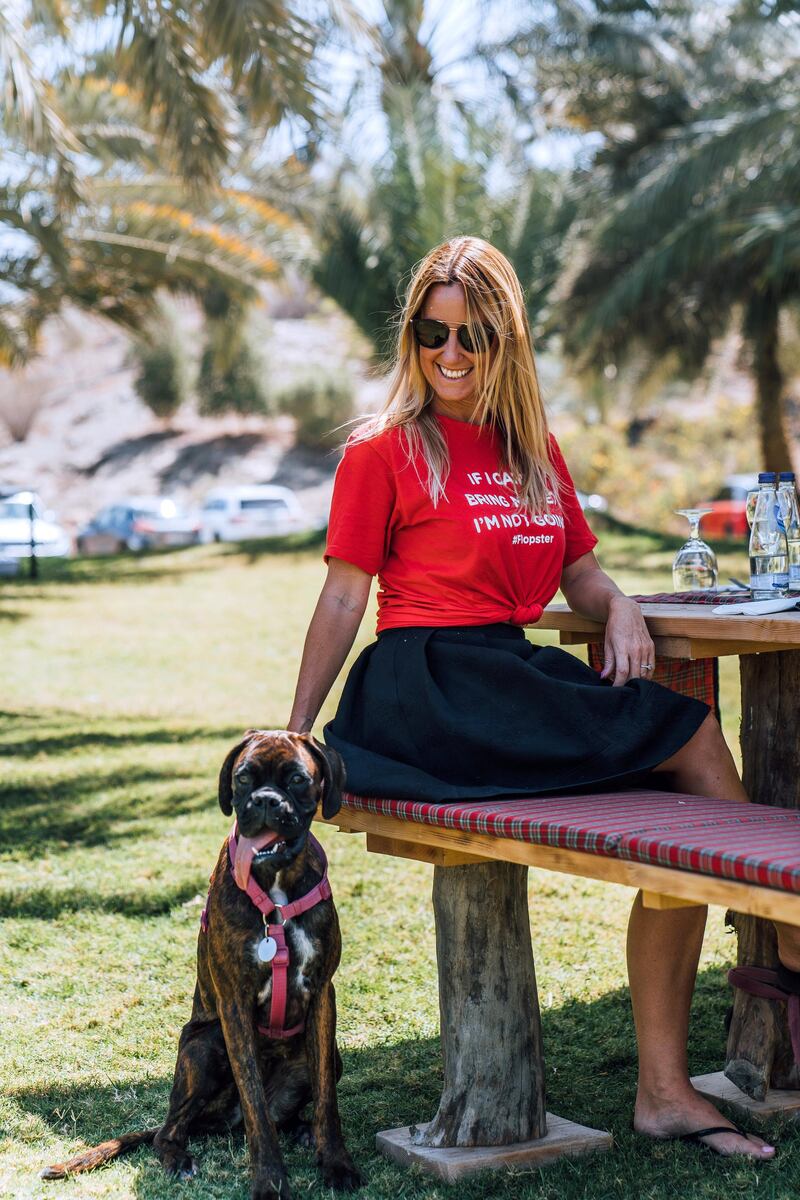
[630,592,746,605]
[586,591,728,713]
[342,791,800,893]
[586,643,719,715]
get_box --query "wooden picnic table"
[539,601,800,1099]
[326,601,800,1178]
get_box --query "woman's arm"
[287,558,372,733]
[560,551,655,687]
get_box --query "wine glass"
[672,509,718,591]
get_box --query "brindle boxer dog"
[42,730,363,1200]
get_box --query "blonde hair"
[352,236,557,510]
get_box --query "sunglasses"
[412,317,496,354]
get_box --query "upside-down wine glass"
[672,509,718,591]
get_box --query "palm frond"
[592,94,800,251]
[198,0,320,126]
[559,195,739,375]
[0,7,82,201]
[27,0,69,35]
[112,3,235,186]
[729,207,800,281]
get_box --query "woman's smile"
[437,363,473,380]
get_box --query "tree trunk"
[411,861,547,1148]
[725,650,800,1099]
[747,290,795,473]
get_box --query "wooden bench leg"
[417,861,546,1146]
[376,862,613,1178]
[725,650,800,1100]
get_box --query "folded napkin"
[711,597,800,616]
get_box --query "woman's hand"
[600,595,656,687]
[559,553,656,685]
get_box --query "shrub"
[196,341,270,416]
[276,373,355,449]
[130,302,190,421]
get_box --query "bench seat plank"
[339,790,800,890]
[326,790,800,925]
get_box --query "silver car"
[77,497,201,555]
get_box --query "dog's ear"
[300,736,345,820]
[218,729,259,815]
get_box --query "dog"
[42,730,363,1200]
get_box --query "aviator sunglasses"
[412,317,496,354]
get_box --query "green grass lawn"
[1,531,796,1200]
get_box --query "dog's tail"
[40,1128,158,1179]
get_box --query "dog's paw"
[178,1156,198,1181]
[289,1120,315,1150]
[252,1172,292,1200]
[321,1156,364,1192]
[156,1144,197,1179]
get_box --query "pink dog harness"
[201,824,332,1040]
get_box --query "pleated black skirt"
[324,623,710,802]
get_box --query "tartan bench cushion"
[341,790,800,894]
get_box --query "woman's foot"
[634,1085,775,1158]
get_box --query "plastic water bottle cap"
[758,472,777,483]
[779,471,796,481]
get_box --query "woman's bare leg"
[628,712,776,1156]
[774,922,800,971]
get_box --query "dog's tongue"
[233,829,279,890]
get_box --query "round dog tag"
[257,936,277,963]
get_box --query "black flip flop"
[680,1124,758,1151]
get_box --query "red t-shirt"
[325,413,598,632]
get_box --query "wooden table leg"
[725,650,800,1099]
[413,861,547,1147]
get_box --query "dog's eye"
[289,773,306,787]
[236,769,252,787]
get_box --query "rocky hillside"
[0,295,774,537]
[0,300,385,536]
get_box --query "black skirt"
[324,623,710,802]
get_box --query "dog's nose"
[267,793,288,815]
[249,788,293,821]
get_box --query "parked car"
[76,497,201,555]
[698,473,759,540]
[200,485,313,542]
[0,491,71,559]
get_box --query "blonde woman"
[289,236,792,1157]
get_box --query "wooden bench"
[321,787,800,1180]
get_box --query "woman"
[288,236,797,1157]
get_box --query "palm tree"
[0,1,320,363]
[1,0,319,187]
[309,0,569,356]
[493,1,800,468]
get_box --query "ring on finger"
[640,663,654,672]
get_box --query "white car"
[0,491,71,559]
[200,485,312,543]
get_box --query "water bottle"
[777,471,800,593]
[749,472,788,598]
